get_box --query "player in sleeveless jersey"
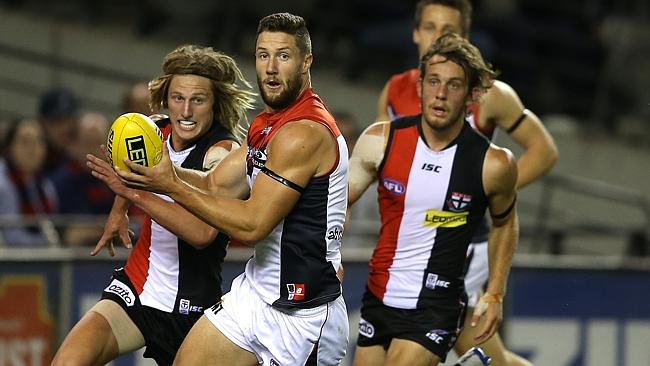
[54,45,255,366]
[375,2,557,364]
[349,34,519,366]
[111,13,349,366]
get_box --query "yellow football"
[106,112,163,172]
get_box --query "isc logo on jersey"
[107,112,163,172]
[425,329,449,344]
[423,210,469,228]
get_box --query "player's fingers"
[114,166,146,185]
[470,313,481,328]
[86,155,106,172]
[91,236,110,256]
[100,144,110,161]
[119,231,133,249]
[107,241,116,257]
[162,142,170,158]
[123,158,147,175]
[474,320,496,344]
[474,312,497,343]
[87,155,112,175]
[470,300,487,327]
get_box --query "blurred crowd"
[0,83,152,247]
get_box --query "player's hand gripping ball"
[106,112,163,172]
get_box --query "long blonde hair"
[149,45,256,139]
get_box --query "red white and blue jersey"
[369,116,489,309]
[244,88,348,309]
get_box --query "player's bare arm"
[132,141,241,248]
[483,80,558,188]
[91,196,133,256]
[87,146,236,248]
[348,121,390,205]
[173,140,240,190]
[90,112,175,256]
[118,120,335,243]
[203,140,240,170]
[471,144,519,344]
[376,81,392,122]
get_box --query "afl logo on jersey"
[382,178,405,195]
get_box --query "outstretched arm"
[87,141,243,249]
[485,80,558,188]
[115,120,336,243]
[471,145,519,344]
[91,196,132,256]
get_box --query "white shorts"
[464,241,489,307]
[205,272,348,366]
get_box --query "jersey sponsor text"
[423,210,469,228]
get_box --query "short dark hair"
[257,12,312,56]
[414,0,472,37]
[419,33,498,93]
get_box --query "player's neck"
[263,79,311,114]
[420,117,464,151]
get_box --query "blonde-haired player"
[52,45,255,366]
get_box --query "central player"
[105,13,349,366]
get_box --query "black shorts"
[101,268,202,366]
[356,288,467,361]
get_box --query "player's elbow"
[231,223,271,243]
[233,230,265,243]
[544,141,559,169]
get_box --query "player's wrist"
[481,292,503,304]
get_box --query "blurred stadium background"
[0,1,649,365]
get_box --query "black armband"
[491,195,517,220]
[261,166,304,194]
[506,109,529,134]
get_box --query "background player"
[375,1,557,364]
[52,45,255,366]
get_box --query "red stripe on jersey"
[125,215,152,294]
[368,125,419,300]
[249,88,342,176]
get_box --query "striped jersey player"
[349,33,519,366]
